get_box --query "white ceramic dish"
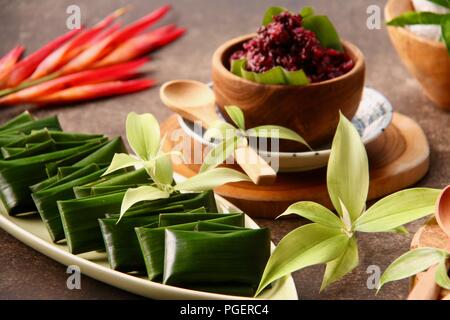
[0,190,297,300]
[178,86,393,172]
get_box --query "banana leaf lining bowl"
[211,33,366,149]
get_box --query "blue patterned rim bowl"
[177,86,393,172]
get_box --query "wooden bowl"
[410,217,450,300]
[385,0,450,110]
[211,34,365,149]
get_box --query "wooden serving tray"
[411,218,450,300]
[161,112,430,219]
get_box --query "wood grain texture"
[411,218,450,300]
[211,34,366,150]
[385,0,450,109]
[161,112,430,218]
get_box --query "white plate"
[0,191,298,300]
[178,87,393,172]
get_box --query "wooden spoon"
[160,80,277,185]
[407,186,450,300]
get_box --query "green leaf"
[327,112,369,222]
[338,198,353,232]
[435,260,450,290]
[300,6,315,18]
[262,6,288,26]
[230,58,309,86]
[354,188,441,233]
[225,106,246,130]
[240,62,256,82]
[230,58,245,77]
[119,186,170,221]
[278,201,343,229]
[303,15,344,51]
[102,153,142,176]
[441,15,450,54]
[387,12,448,26]
[174,168,251,192]
[281,68,310,85]
[126,112,160,161]
[200,136,240,173]
[247,125,311,150]
[255,223,349,296]
[386,226,410,235]
[321,236,359,291]
[428,0,450,9]
[151,153,174,186]
[204,120,237,142]
[378,247,447,290]
[253,66,286,85]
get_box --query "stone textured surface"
[0,0,448,300]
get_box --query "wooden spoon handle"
[407,264,441,300]
[234,146,277,186]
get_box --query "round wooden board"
[161,112,430,219]
[411,218,450,300]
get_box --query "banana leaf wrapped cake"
[0,111,269,298]
[135,213,270,297]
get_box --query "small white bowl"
[178,87,393,172]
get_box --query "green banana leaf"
[0,141,107,215]
[5,140,56,160]
[98,168,150,186]
[49,131,104,142]
[3,129,100,149]
[135,213,245,281]
[73,137,125,167]
[195,221,247,232]
[0,115,61,134]
[1,147,24,158]
[73,168,149,198]
[302,15,344,52]
[90,185,143,196]
[4,129,52,147]
[44,142,110,177]
[159,213,231,227]
[99,217,159,273]
[53,137,108,149]
[162,228,270,297]
[231,58,310,86]
[56,166,88,178]
[118,191,218,219]
[0,111,33,132]
[105,204,187,219]
[0,135,25,149]
[59,190,212,254]
[30,166,93,194]
[44,137,122,178]
[59,191,127,254]
[29,175,59,193]
[187,207,207,213]
[32,165,105,242]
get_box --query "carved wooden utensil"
[160,80,277,185]
[408,186,450,300]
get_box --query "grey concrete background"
[0,0,449,300]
